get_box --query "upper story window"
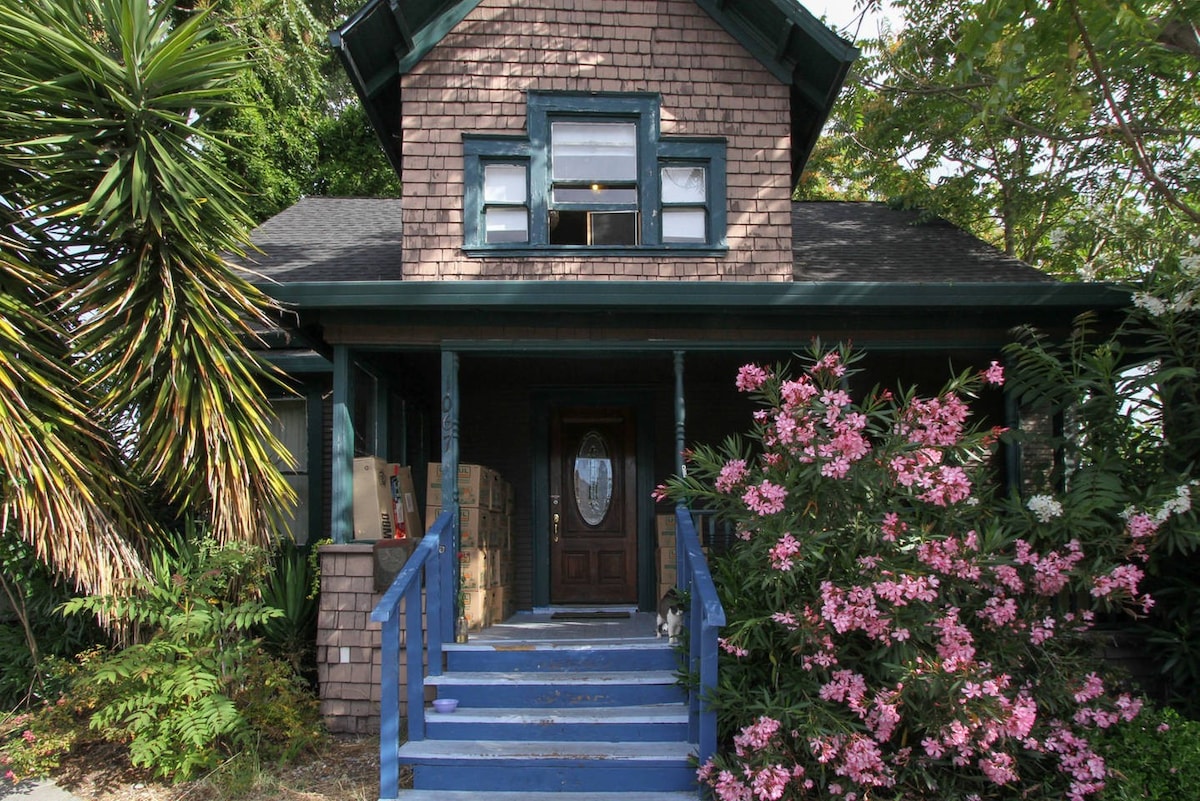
[464,92,726,254]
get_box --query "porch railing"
[675,503,726,767]
[370,509,454,801]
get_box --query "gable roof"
[329,0,858,185]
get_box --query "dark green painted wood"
[262,280,1130,311]
[462,93,726,251]
[306,386,325,544]
[674,351,686,477]
[331,345,355,544]
[441,350,460,635]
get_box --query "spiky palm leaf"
[0,0,295,582]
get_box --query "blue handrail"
[370,510,454,801]
[675,504,726,767]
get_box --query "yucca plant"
[0,0,296,597]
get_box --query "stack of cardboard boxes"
[426,463,515,630]
[352,457,423,541]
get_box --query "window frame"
[463,92,727,255]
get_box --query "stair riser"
[439,684,686,708]
[425,720,688,742]
[447,649,679,673]
[412,762,696,792]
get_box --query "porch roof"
[328,0,858,185]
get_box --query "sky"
[809,0,896,42]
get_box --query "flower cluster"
[664,344,1157,801]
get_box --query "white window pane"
[552,122,637,182]
[485,207,529,243]
[662,166,706,204]
[484,164,526,203]
[663,209,706,243]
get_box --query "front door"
[549,406,638,604]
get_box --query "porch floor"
[469,608,660,643]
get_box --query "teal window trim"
[463,91,727,254]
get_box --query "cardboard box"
[353,457,393,541]
[658,546,678,573]
[656,514,677,547]
[428,463,491,508]
[658,581,678,600]
[459,548,490,590]
[426,505,486,549]
[659,561,678,586]
[488,585,510,625]
[386,464,423,540]
[461,589,489,631]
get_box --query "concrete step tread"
[425,704,688,724]
[398,739,695,761]
[447,640,672,651]
[392,793,698,801]
[427,670,679,686]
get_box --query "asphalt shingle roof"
[235,197,1054,286]
[792,202,1054,283]
[231,197,403,283]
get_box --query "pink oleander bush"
[660,342,1185,801]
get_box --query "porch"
[356,506,722,801]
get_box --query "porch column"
[441,350,460,636]
[331,344,355,544]
[674,350,686,475]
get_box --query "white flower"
[1132,292,1168,316]
[1026,494,1064,523]
[1180,253,1200,277]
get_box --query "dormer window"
[464,92,726,254]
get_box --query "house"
[234,0,1128,796]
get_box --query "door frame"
[531,388,657,611]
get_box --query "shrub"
[55,531,323,781]
[1095,705,1200,800]
[662,342,1178,801]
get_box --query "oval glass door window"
[574,431,613,526]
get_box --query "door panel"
[550,406,637,604]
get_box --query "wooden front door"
[549,406,638,604]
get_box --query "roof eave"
[259,279,1130,312]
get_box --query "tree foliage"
[805,0,1200,280]
[0,0,295,593]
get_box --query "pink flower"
[768,533,802,570]
[734,716,782,755]
[982,361,1005,386]
[716,459,749,493]
[980,752,1018,784]
[743,480,788,516]
[750,765,790,800]
[736,364,770,392]
[20,730,34,744]
[880,513,907,542]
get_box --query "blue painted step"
[399,740,696,793]
[392,792,697,801]
[426,670,685,708]
[425,704,688,742]
[446,641,679,672]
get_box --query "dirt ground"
[50,736,386,801]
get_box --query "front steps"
[394,637,696,797]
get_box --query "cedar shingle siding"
[401,0,793,280]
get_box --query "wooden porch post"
[331,344,355,544]
[673,350,686,476]
[441,350,460,637]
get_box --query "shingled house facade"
[237,0,1128,741]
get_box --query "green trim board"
[463,93,728,251]
[262,279,1130,311]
